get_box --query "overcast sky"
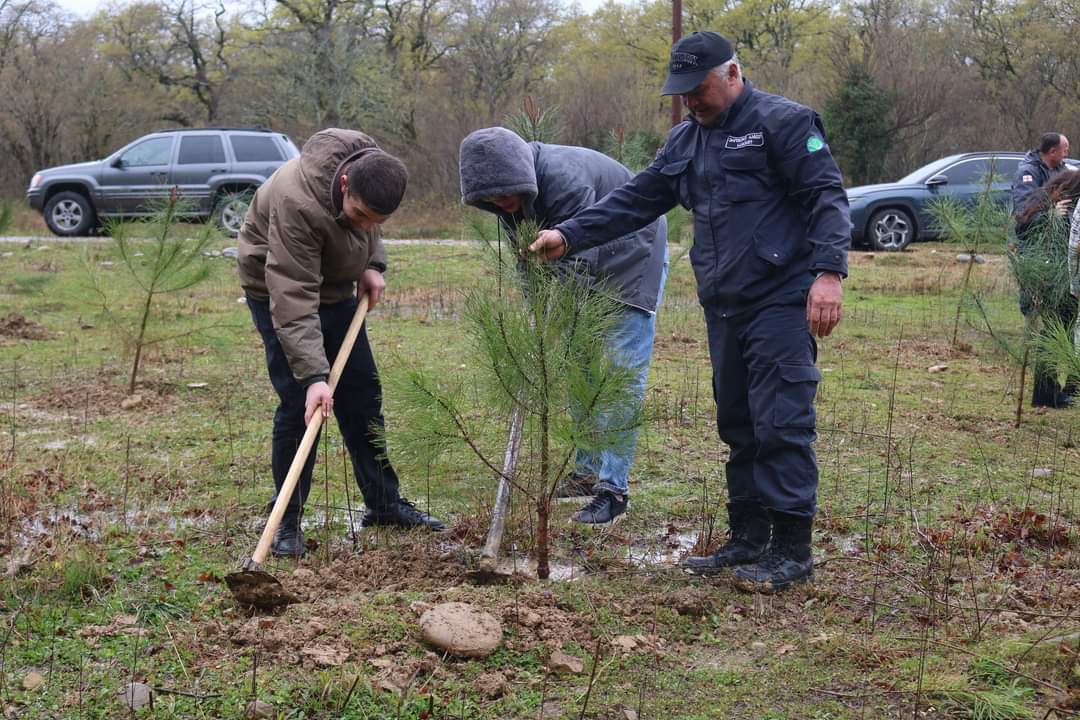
[54,0,617,19]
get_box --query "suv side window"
[941,159,989,185]
[178,135,226,165]
[120,137,173,167]
[986,157,1020,182]
[230,135,283,162]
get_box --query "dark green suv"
[25,128,299,237]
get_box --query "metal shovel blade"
[225,569,300,611]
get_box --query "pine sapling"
[386,218,639,578]
[85,191,215,394]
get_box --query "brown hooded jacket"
[238,129,390,386]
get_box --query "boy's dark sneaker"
[554,472,597,499]
[571,491,627,526]
[361,498,446,531]
[271,521,305,558]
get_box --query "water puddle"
[15,504,216,549]
[626,531,699,568]
[41,435,97,450]
[829,534,865,556]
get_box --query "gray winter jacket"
[459,127,667,313]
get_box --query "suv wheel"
[44,191,95,237]
[867,208,915,251]
[213,189,253,238]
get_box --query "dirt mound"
[213,548,596,673]
[35,379,175,416]
[0,313,50,340]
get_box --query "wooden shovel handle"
[248,294,371,567]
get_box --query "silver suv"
[26,128,299,237]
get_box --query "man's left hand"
[807,272,843,338]
[360,268,386,308]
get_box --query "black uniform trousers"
[704,293,820,517]
[248,296,401,521]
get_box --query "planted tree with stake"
[387,217,638,578]
[85,192,215,394]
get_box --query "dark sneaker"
[682,501,770,576]
[732,512,813,593]
[571,491,627,526]
[271,521,305,558]
[361,499,446,531]
[554,472,597,499]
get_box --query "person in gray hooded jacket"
[459,127,668,525]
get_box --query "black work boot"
[554,472,598,500]
[271,516,305,558]
[732,511,814,593]
[682,501,771,576]
[361,498,446,531]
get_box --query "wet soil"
[0,313,51,341]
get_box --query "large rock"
[119,682,152,710]
[244,699,274,719]
[419,602,502,658]
[21,671,43,690]
[549,649,584,674]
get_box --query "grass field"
[0,229,1076,719]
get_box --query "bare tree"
[372,0,456,142]
[447,0,560,122]
[0,1,70,180]
[264,0,378,129]
[106,0,234,125]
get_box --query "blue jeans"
[577,262,668,496]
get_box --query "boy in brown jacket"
[238,128,444,557]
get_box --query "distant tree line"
[2,0,1078,203]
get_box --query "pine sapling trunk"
[1016,345,1030,428]
[129,291,155,395]
[536,295,554,580]
[951,252,978,347]
[536,395,551,579]
[536,494,550,581]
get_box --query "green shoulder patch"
[806,135,825,153]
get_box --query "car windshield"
[895,156,963,184]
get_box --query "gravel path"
[0,235,475,245]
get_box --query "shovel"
[226,294,370,610]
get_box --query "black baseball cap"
[660,31,735,96]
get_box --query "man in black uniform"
[1011,132,1070,215]
[529,32,850,592]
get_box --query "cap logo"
[670,51,700,72]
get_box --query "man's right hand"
[528,230,568,262]
[304,381,332,425]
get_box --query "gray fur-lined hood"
[459,127,538,215]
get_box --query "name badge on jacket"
[725,132,764,150]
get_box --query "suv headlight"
[29,173,42,189]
